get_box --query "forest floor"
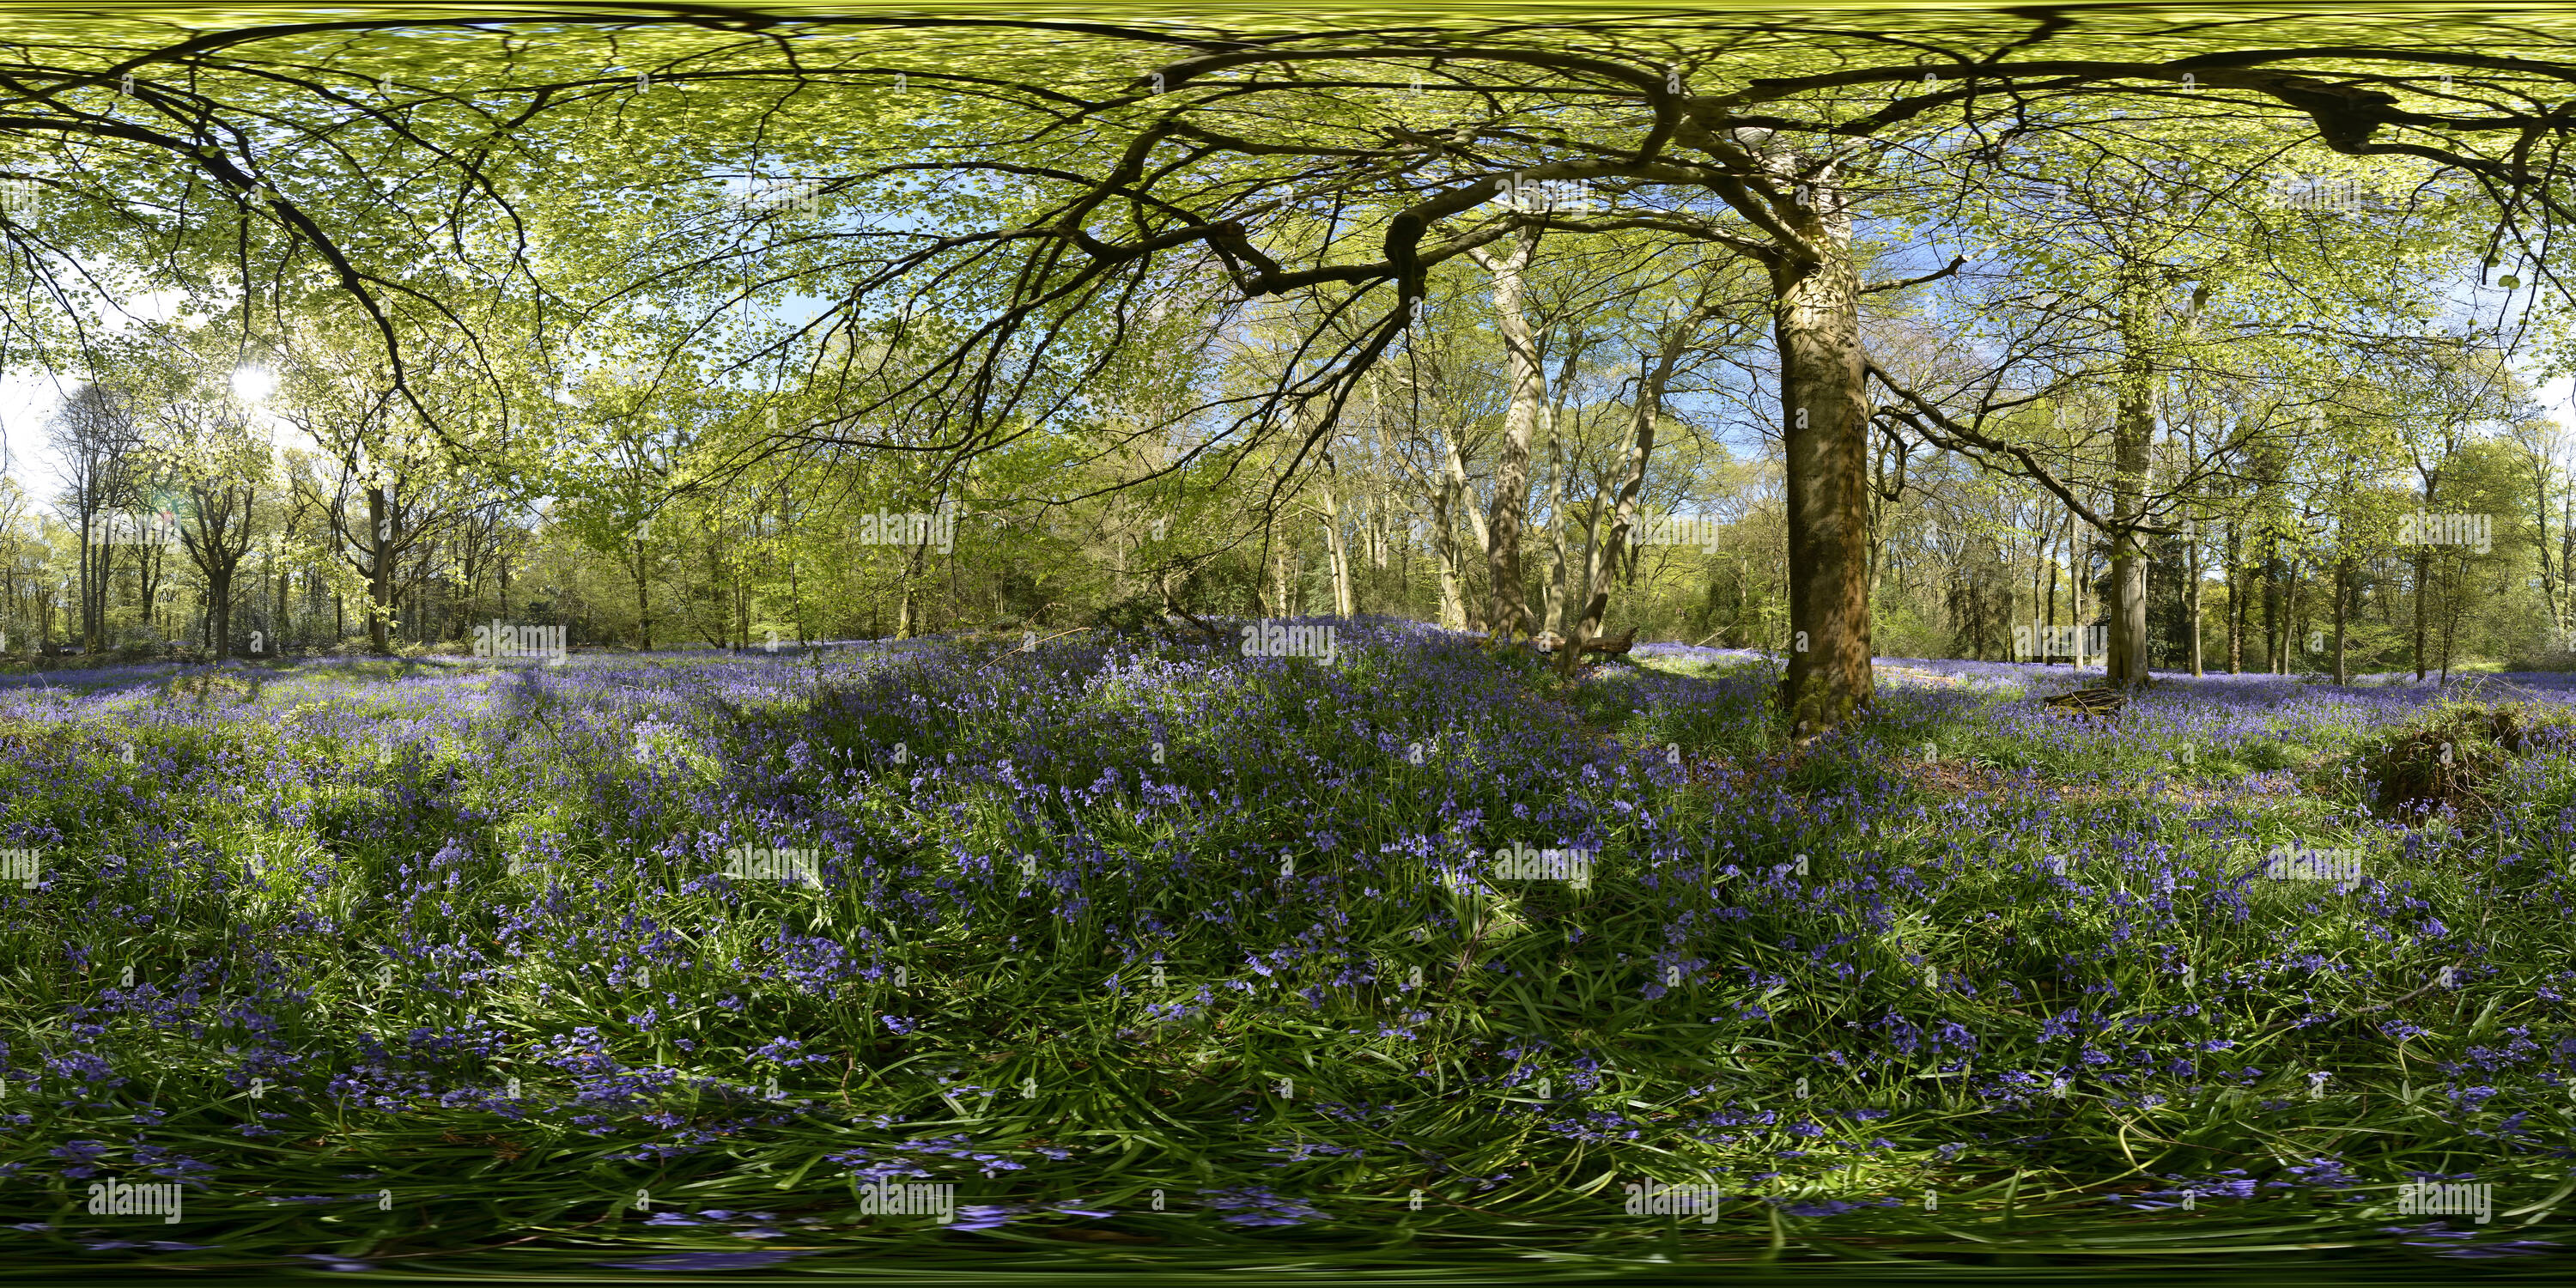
[0,620,2571,1279]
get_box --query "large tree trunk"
[1771,196,1874,735]
[210,571,232,661]
[1471,228,1545,646]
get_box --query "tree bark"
[633,538,654,651]
[367,487,393,654]
[1772,193,1873,733]
[2045,520,2061,663]
[2072,526,2088,673]
[210,574,233,661]
[2226,517,2243,674]
[2106,283,2154,686]
[1541,428,1570,636]
[2186,518,2204,677]
[2411,542,2428,682]
[1469,227,1546,646]
[1440,432,1489,632]
[1560,334,1689,677]
[1539,331,1587,637]
[1430,485,1466,629]
[2332,556,2350,685]
[1316,463,1354,617]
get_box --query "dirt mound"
[2353,702,2576,815]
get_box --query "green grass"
[3,637,2575,1279]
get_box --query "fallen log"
[1581,627,1638,656]
[2041,686,2125,717]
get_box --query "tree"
[130,339,267,659]
[46,383,142,653]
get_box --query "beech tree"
[4,12,2576,720]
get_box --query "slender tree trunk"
[366,488,393,654]
[734,559,750,650]
[2187,518,2204,677]
[895,538,927,639]
[2107,281,2154,686]
[2562,480,2574,641]
[2045,522,2061,663]
[1439,432,1492,632]
[2412,544,2428,682]
[1561,335,1687,677]
[1430,486,1466,630]
[1578,479,1611,621]
[2332,556,2350,685]
[2226,518,2243,674]
[2072,529,2088,673]
[2532,449,2558,639]
[1316,467,1353,617]
[2263,543,2281,674]
[633,541,653,651]
[1538,335,1585,637]
[1541,430,1569,636]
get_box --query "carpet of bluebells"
[5,620,2576,1275]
